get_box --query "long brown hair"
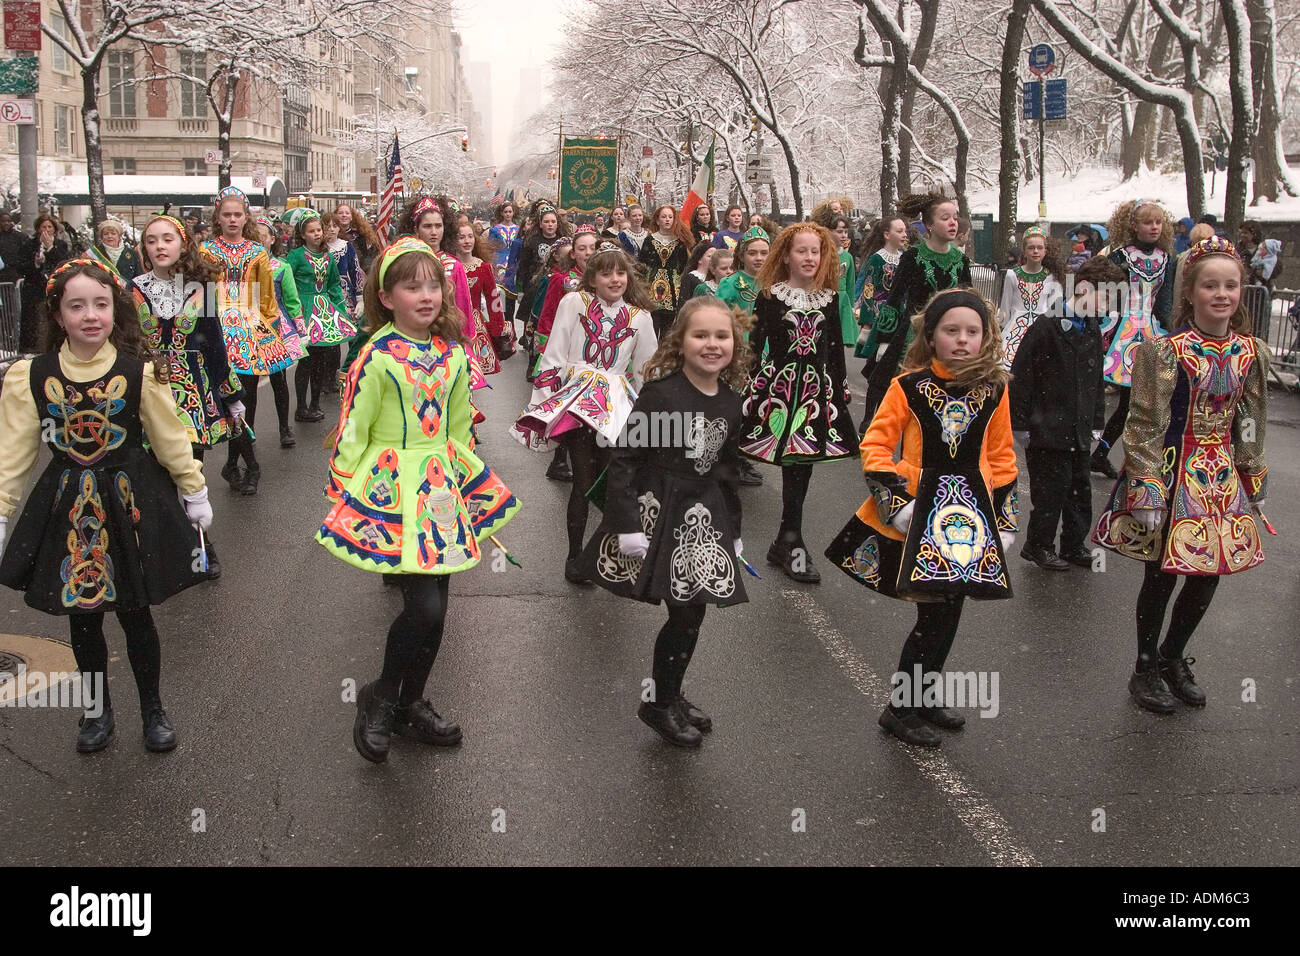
[138,215,219,281]
[42,261,168,382]
[755,222,838,292]
[579,247,656,311]
[361,248,464,342]
[1171,252,1251,333]
[211,195,261,242]
[643,297,753,391]
[901,287,1009,389]
[336,203,379,252]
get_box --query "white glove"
[0,515,7,557]
[1013,430,1029,446]
[876,343,889,360]
[893,500,915,534]
[618,532,649,558]
[856,327,871,348]
[1133,508,1161,532]
[734,538,744,557]
[999,530,1015,551]
[226,399,246,422]
[1091,429,1103,443]
[183,487,214,530]
[1251,497,1267,511]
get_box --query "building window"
[184,158,205,176]
[107,51,136,118]
[50,15,72,75]
[112,158,136,175]
[180,51,208,118]
[55,106,75,154]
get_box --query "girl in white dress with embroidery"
[579,298,752,748]
[511,245,659,584]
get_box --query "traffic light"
[460,135,468,152]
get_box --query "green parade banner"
[559,137,619,213]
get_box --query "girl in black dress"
[580,297,753,747]
[0,260,212,753]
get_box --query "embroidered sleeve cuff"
[1240,467,1267,501]
[1125,475,1168,512]
[533,367,561,392]
[993,481,1019,532]
[865,471,914,525]
[875,304,898,335]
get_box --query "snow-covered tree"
[40,0,225,225]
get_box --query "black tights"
[1136,562,1220,666]
[1097,386,1131,452]
[651,604,706,705]
[68,609,163,713]
[891,597,965,715]
[226,373,259,470]
[377,575,450,706]
[562,427,610,559]
[778,464,814,542]
[266,371,290,430]
[296,345,340,411]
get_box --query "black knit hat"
[921,288,991,340]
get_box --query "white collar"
[771,281,834,310]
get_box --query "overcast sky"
[456,1,567,165]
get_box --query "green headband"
[740,225,769,243]
[378,236,440,287]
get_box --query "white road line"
[784,587,1040,867]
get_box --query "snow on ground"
[967,164,1300,223]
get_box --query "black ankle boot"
[767,536,820,583]
[674,695,712,732]
[76,707,115,753]
[220,460,243,492]
[353,681,396,763]
[1159,654,1206,706]
[241,464,260,496]
[1090,446,1119,479]
[279,425,296,448]
[1128,661,1177,713]
[546,452,573,482]
[637,700,703,748]
[203,539,221,580]
[917,705,966,730]
[878,706,941,747]
[143,706,177,752]
[392,700,463,745]
[564,557,592,585]
[737,460,764,486]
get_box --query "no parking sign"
[0,98,35,124]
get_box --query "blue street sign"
[1023,80,1041,121]
[1045,78,1067,119]
[1028,44,1055,76]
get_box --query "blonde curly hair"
[642,297,754,392]
[1105,199,1174,252]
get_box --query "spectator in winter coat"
[0,210,27,283]
[19,214,72,350]
[1173,217,1195,254]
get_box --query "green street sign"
[0,56,38,96]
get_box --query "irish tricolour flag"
[679,138,715,226]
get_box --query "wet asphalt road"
[1,353,1298,867]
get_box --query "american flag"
[375,136,402,248]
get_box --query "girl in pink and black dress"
[452,219,508,376]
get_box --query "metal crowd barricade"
[0,280,21,363]
[970,264,999,304]
[1259,285,1300,387]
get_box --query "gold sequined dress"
[1093,326,1268,575]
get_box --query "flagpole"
[557,119,564,208]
